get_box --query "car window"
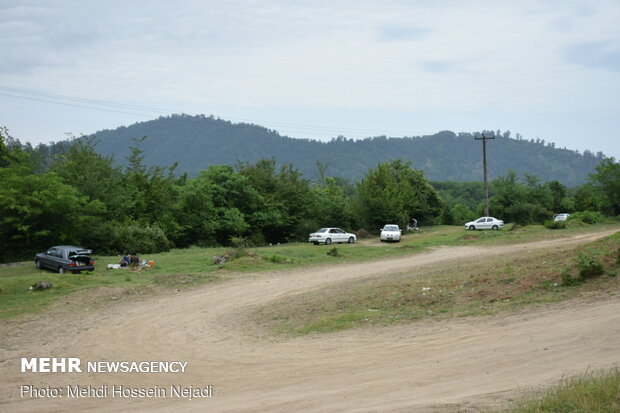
[329,229,337,233]
[487,218,493,222]
[317,228,327,233]
[477,218,485,223]
[384,225,398,231]
[336,229,345,233]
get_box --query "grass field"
[1,221,618,320]
[251,230,620,336]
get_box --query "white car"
[465,217,504,230]
[380,224,401,242]
[553,213,570,222]
[309,228,356,245]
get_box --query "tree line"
[1,128,618,262]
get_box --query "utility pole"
[475,133,495,216]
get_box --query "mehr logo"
[21,358,82,373]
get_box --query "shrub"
[265,254,289,264]
[560,268,582,286]
[569,211,604,225]
[226,248,248,261]
[544,220,566,230]
[230,236,250,249]
[326,247,341,257]
[508,223,523,232]
[577,253,604,278]
[356,229,371,239]
[111,224,172,254]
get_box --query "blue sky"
[1,0,619,159]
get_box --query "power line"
[0,86,416,138]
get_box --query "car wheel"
[325,238,332,245]
[469,225,475,230]
[348,237,355,244]
[36,260,43,269]
[492,225,499,230]
[58,267,65,274]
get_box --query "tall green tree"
[354,160,443,230]
[0,170,105,260]
[589,157,620,215]
[238,159,313,242]
[310,177,353,229]
[51,136,128,219]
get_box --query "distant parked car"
[309,228,356,245]
[465,217,504,230]
[553,213,570,222]
[35,245,95,274]
[380,224,402,242]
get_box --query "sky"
[1,0,619,159]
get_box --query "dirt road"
[1,230,619,412]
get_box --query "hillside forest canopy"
[26,114,605,187]
[1,125,618,263]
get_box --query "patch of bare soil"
[1,229,618,412]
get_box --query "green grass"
[1,222,618,320]
[500,368,620,413]
[252,231,620,336]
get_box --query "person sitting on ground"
[129,253,140,268]
[119,254,131,267]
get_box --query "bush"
[356,229,371,239]
[508,223,523,232]
[560,268,582,286]
[577,253,605,278]
[569,211,604,225]
[226,248,248,261]
[111,224,172,254]
[265,254,289,263]
[544,220,566,230]
[326,247,341,257]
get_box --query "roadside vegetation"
[251,231,620,336]
[499,368,620,413]
[1,222,617,320]
[2,127,620,264]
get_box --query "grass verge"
[251,232,620,335]
[500,368,620,413]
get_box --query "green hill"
[82,114,603,186]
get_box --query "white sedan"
[380,224,401,242]
[465,217,504,230]
[309,228,357,245]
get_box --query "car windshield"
[316,228,328,233]
[383,225,399,231]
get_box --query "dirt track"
[1,230,619,412]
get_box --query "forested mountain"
[70,114,605,186]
